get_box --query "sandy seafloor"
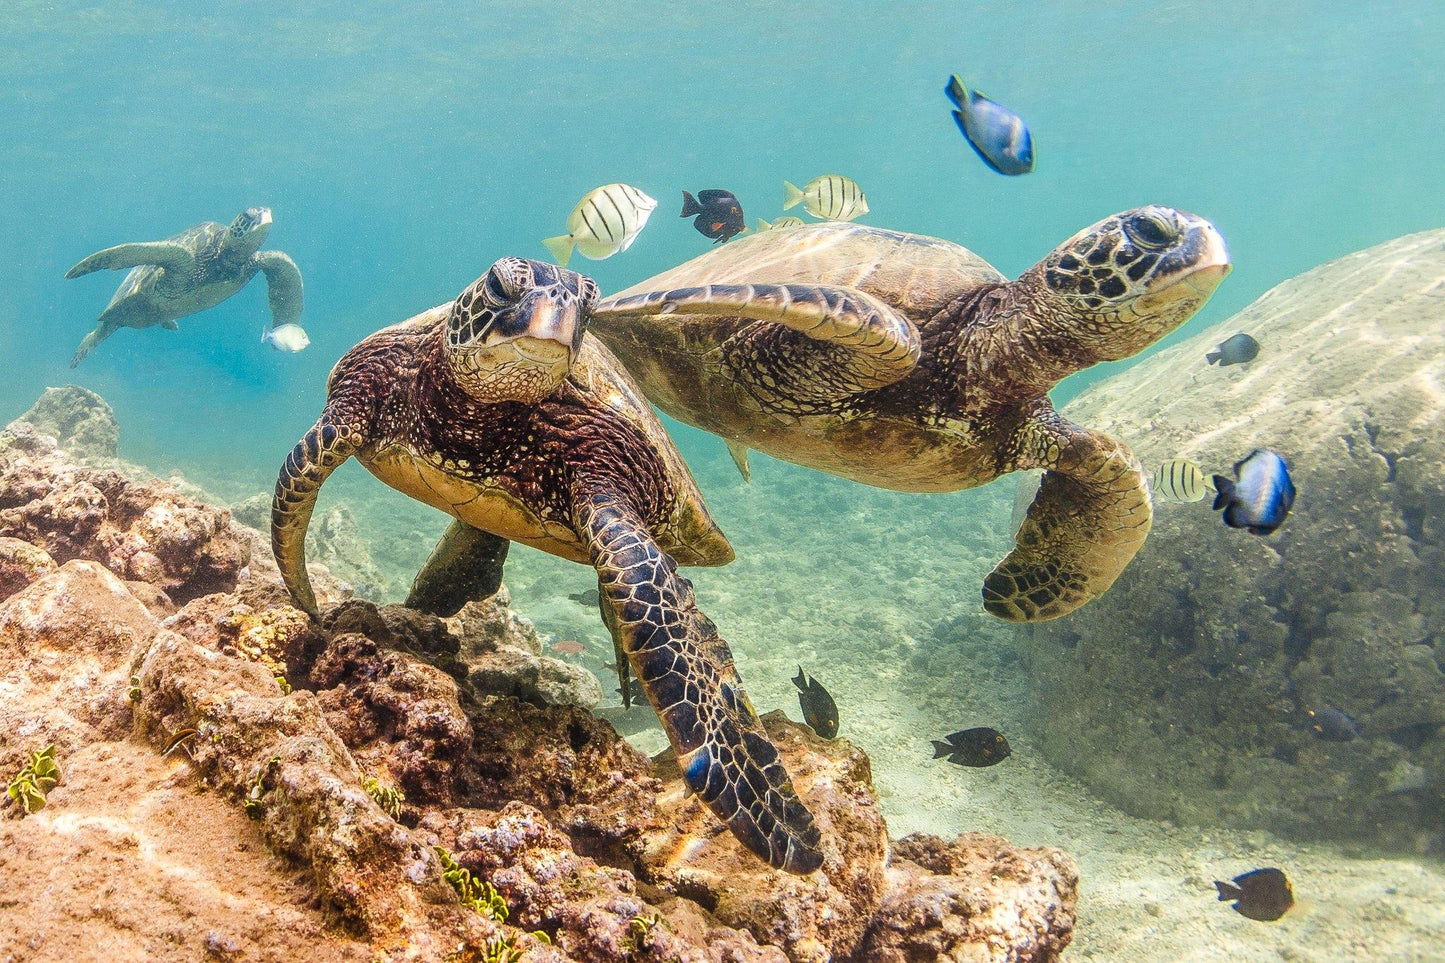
[187,434,1444,962]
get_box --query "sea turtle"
[589,208,1231,621]
[64,207,303,367]
[270,257,823,874]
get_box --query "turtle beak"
[509,287,586,364]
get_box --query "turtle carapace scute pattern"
[590,209,1231,621]
[64,207,303,366]
[269,257,823,875]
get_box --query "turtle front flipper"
[594,283,920,408]
[983,404,1152,622]
[63,241,195,279]
[271,418,365,617]
[253,250,305,327]
[406,520,510,617]
[577,492,823,874]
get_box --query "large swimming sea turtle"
[64,207,303,367]
[589,209,1230,621]
[270,257,823,874]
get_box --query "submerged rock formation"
[0,393,1079,960]
[1016,229,1445,853]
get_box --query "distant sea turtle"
[270,257,822,874]
[590,209,1230,621]
[64,207,303,367]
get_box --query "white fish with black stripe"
[543,184,657,267]
[1152,457,1214,503]
[782,174,869,222]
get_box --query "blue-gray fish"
[945,74,1034,176]
[1207,333,1260,366]
[543,184,657,267]
[783,175,868,221]
[1212,449,1295,535]
[1152,458,1212,503]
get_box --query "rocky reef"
[1,388,1078,961]
[1016,229,1445,853]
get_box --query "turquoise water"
[5,2,1445,956]
[5,2,1443,480]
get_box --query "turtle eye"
[484,258,530,303]
[1125,211,1178,250]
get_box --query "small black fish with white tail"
[1207,332,1260,366]
[681,190,747,243]
[1212,448,1295,535]
[792,666,839,739]
[1214,867,1294,921]
[932,727,1011,768]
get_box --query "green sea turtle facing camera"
[589,209,1231,622]
[269,256,822,875]
[792,666,839,739]
[63,207,303,367]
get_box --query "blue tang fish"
[1211,449,1295,535]
[945,74,1035,176]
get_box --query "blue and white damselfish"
[1211,448,1295,535]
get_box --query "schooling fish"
[1212,448,1296,535]
[783,174,869,222]
[543,183,657,267]
[681,189,747,243]
[1308,707,1360,742]
[1214,868,1294,922]
[944,74,1035,176]
[793,666,839,739]
[931,727,1011,768]
[1152,458,1213,503]
[756,216,806,232]
[1207,333,1260,366]
[263,323,310,353]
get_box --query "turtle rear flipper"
[64,241,195,279]
[406,520,510,617]
[594,282,919,410]
[983,407,1151,622]
[579,492,823,874]
[271,416,365,617]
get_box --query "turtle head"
[1019,207,1230,364]
[226,207,273,258]
[445,257,599,403]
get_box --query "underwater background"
[4,1,1445,958]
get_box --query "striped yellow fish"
[1152,458,1214,503]
[543,183,657,267]
[783,174,869,222]
[756,216,806,232]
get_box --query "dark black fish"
[931,727,1011,768]
[792,666,839,739]
[1206,333,1260,366]
[1308,707,1360,742]
[1212,449,1295,535]
[616,675,645,706]
[681,190,747,243]
[569,588,600,607]
[1214,867,1294,922]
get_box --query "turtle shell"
[609,220,1004,320]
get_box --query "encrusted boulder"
[6,384,119,460]
[0,427,249,603]
[1016,228,1445,852]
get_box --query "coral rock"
[863,833,1079,962]
[0,535,56,601]
[6,384,119,460]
